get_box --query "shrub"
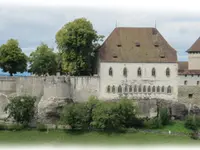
[191,131,199,140]
[159,107,170,126]
[5,95,36,126]
[36,123,47,132]
[185,115,198,131]
[7,124,24,131]
[117,98,143,128]
[0,123,7,130]
[61,102,88,130]
[91,101,122,131]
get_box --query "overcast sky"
[0,0,200,61]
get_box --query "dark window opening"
[109,67,113,76]
[123,67,128,77]
[188,94,193,98]
[138,67,142,77]
[113,55,118,58]
[184,80,187,85]
[117,44,121,47]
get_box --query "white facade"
[99,62,178,101]
[179,74,200,86]
[188,53,200,70]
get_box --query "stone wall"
[178,86,200,105]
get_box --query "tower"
[187,37,200,70]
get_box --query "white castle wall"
[99,62,178,101]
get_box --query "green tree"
[5,96,36,126]
[0,39,27,76]
[55,18,104,75]
[29,43,58,76]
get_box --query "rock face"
[36,76,72,124]
[0,94,9,120]
[37,96,73,124]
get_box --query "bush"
[5,95,36,126]
[61,102,88,130]
[159,107,170,126]
[0,123,7,130]
[191,131,199,140]
[91,101,122,131]
[185,115,198,131]
[117,98,143,128]
[36,123,47,132]
[7,124,24,131]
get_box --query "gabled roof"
[99,27,177,63]
[187,37,200,52]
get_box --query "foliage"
[5,96,36,126]
[61,102,88,130]
[7,124,24,131]
[184,115,198,131]
[159,107,170,126]
[0,123,7,130]
[55,18,104,75]
[29,43,58,76]
[91,101,123,131]
[36,123,47,132]
[117,98,143,128]
[0,39,27,76]
[190,131,199,140]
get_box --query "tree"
[0,39,27,76]
[55,18,104,75]
[4,95,36,126]
[29,43,58,76]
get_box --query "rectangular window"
[188,94,193,98]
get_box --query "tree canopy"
[56,18,104,75]
[0,39,27,76]
[29,43,58,76]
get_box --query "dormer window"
[117,44,121,47]
[113,55,118,58]
[154,41,159,47]
[135,41,140,47]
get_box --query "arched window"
[129,85,132,92]
[123,67,127,77]
[118,85,122,93]
[124,85,128,93]
[152,68,156,77]
[148,86,151,93]
[166,68,170,77]
[167,86,172,94]
[112,85,115,93]
[184,80,187,85]
[197,81,199,86]
[138,85,142,92]
[134,85,137,93]
[161,86,165,93]
[107,85,111,93]
[143,86,146,93]
[137,67,142,77]
[152,86,155,92]
[157,86,160,93]
[109,67,113,76]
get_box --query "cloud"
[0,1,200,61]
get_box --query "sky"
[0,0,200,61]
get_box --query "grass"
[151,121,192,134]
[0,129,198,145]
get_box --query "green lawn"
[0,129,199,145]
[152,121,192,134]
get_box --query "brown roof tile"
[99,27,177,63]
[187,37,200,52]
[179,70,200,75]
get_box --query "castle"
[0,27,200,122]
